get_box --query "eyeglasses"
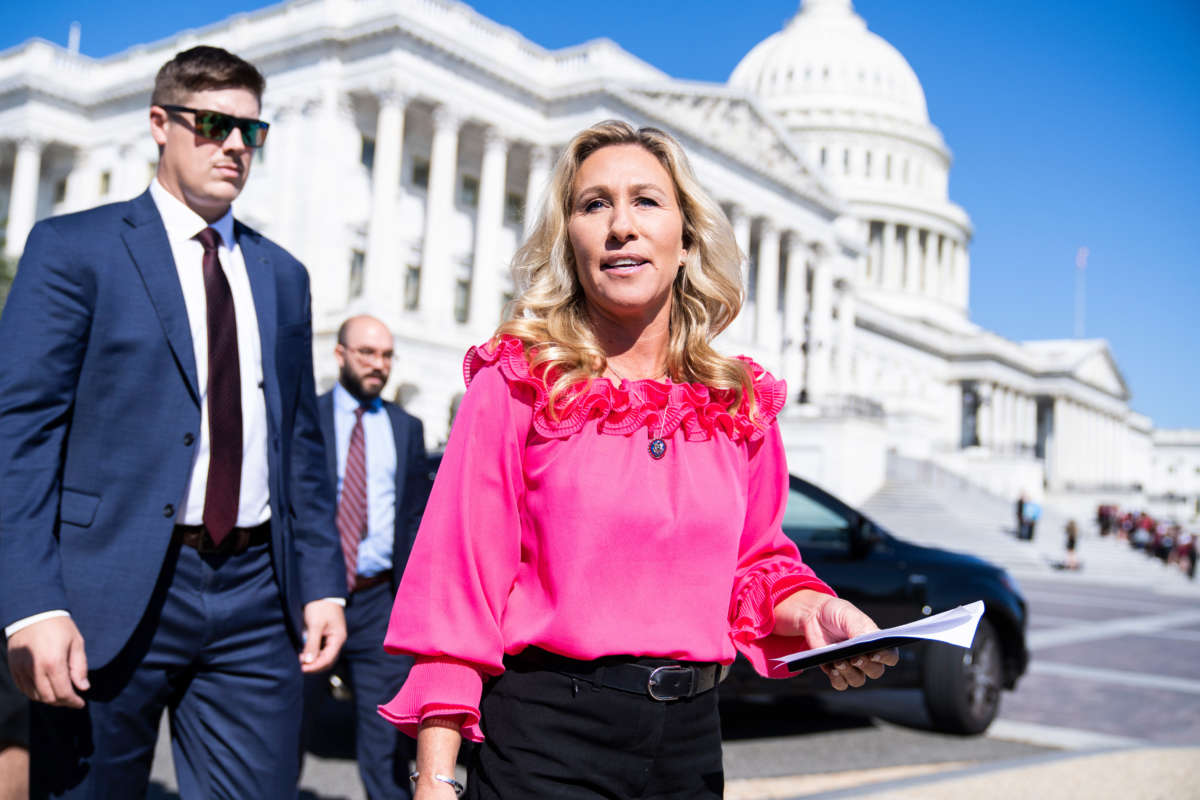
[159,105,270,148]
[347,346,396,364]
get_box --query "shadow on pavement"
[720,688,939,741]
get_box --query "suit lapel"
[121,192,199,403]
[238,224,282,428]
[319,392,337,489]
[386,403,409,491]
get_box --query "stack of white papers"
[773,600,985,672]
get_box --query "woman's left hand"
[773,590,899,690]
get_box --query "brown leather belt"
[351,573,390,593]
[174,522,270,555]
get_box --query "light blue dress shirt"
[333,382,397,578]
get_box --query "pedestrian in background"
[1064,520,1079,571]
[379,120,897,799]
[1021,499,1042,541]
[0,46,346,798]
[306,315,429,799]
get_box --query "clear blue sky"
[5,0,1198,426]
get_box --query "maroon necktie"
[196,227,242,546]
[337,407,368,591]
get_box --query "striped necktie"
[337,406,368,591]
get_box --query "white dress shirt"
[150,179,271,528]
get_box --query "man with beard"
[311,315,429,798]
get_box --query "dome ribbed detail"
[729,0,929,126]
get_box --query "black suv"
[418,455,1028,735]
[718,473,1029,735]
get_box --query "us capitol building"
[1,0,1194,514]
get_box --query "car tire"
[922,617,1002,735]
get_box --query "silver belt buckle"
[648,665,693,701]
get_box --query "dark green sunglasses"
[160,105,270,148]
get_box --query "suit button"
[183,433,195,446]
[163,504,175,518]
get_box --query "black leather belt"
[352,573,390,593]
[507,648,723,702]
[174,522,270,555]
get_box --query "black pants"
[467,661,724,799]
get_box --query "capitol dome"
[730,0,929,125]
[729,0,973,328]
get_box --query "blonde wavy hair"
[496,120,758,418]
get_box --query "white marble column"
[996,386,1009,453]
[956,243,970,310]
[1066,401,1081,486]
[6,137,44,258]
[1086,408,1098,485]
[63,157,98,214]
[302,87,361,319]
[976,383,992,449]
[1025,395,1037,454]
[936,236,945,304]
[1012,393,1023,454]
[271,103,303,252]
[1004,389,1017,454]
[869,221,884,286]
[754,220,781,350]
[116,142,147,199]
[364,88,408,316]
[1104,415,1115,486]
[781,233,808,402]
[419,106,463,323]
[918,229,930,294]
[943,240,957,304]
[879,221,895,290]
[523,145,552,237]
[1110,418,1120,487]
[807,249,834,401]
[1087,411,1097,484]
[728,206,753,340]
[1065,400,1078,485]
[1050,399,1065,485]
[836,283,856,394]
[468,127,510,332]
[904,225,919,292]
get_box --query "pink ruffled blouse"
[379,336,834,741]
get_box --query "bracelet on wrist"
[409,770,465,796]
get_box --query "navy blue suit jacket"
[0,190,344,669]
[317,390,429,589]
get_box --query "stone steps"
[860,472,1200,597]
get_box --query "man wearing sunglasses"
[0,46,346,798]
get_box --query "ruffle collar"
[463,335,786,443]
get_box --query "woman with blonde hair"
[381,120,896,799]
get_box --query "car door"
[781,479,919,630]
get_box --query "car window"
[781,485,851,547]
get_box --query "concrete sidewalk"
[727,746,1200,799]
